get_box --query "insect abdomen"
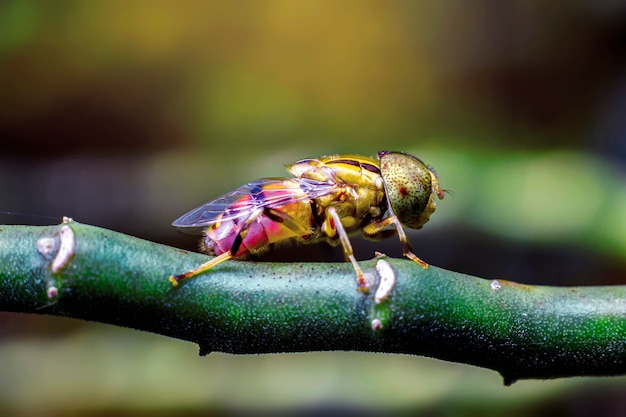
[204,201,314,257]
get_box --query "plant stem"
[1,221,625,385]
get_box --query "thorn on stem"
[47,286,58,299]
[375,259,396,304]
[371,318,383,331]
[37,237,57,260]
[51,225,75,273]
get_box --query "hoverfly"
[170,151,444,291]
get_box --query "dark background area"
[1,1,626,415]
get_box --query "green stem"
[1,221,625,385]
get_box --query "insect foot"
[169,252,234,287]
[357,269,378,294]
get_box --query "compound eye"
[378,151,433,228]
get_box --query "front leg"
[362,216,429,269]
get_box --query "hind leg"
[169,208,265,286]
[170,206,314,286]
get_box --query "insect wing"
[172,178,338,233]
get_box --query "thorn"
[375,259,396,304]
[47,286,58,299]
[51,225,75,273]
[371,319,383,331]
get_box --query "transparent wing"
[172,177,339,233]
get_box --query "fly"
[170,151,444,291]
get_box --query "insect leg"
[362,216,395,236]
[169,252,233,286]
[227,208,265,256]
[326,207,368,291]
[393,216,429,268]
[363,216,429,269]
[169,208,265,287]
[362,216,397,240]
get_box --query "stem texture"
[1,221,624,385]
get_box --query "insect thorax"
[293,155,387,235]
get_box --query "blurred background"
[1,0,626,415]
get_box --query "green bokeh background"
[1,1,626,415]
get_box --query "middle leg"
[326,207,368,291]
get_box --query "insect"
[169,151,444,291]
